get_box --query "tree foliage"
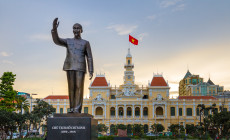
[0,72,17,112]
[151,123,165,133]
[168,124,185,136]
[98,124,109,133]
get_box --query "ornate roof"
[207,78,215,85]
[91,75,108,87]
[150,75,168,86]
[44,95,69,99]
[183,70,192,79]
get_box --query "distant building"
[17,92,31,98]
[179,71,224,96]
[42,49,230,133]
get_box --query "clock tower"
[124,48,135,85]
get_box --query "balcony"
[156,115,164,119]
[110,115,115,119]
[127,115,132,118]
[95,115,104,119]
[135,116,140,119]
[119,115,123,118]
[143,115,148,119]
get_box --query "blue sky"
[1,0,230,98]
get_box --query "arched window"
[95,107,103,115]
[119,107,123,116]
[128,60,130,64]
[156,107,163,116]
[135,107,140,116]
[110,107,115,116]
[127,107,132,116]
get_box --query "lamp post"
[30,93,37,112]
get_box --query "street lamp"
[30,93,37,112]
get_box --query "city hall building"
[43,49,230,133]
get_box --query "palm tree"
[15,96,30,113]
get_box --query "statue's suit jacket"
[51,30,93,73]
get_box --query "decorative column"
[64,104,66,113]
[141,104,143,118]
[132,104,135,118]
[92,104,94,116]
[193,101,196,116]
[152,103,155,118]
[124,104,127,118]
[105,104,107,118]
[176,102,179,117]
[57,105,60,113]
[116,104,118,118]
[165,103,167,118]
[183,102,186,116]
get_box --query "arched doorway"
[110,124,115,135]
[156,106,163,116]
[95,107,103,115]
[144,124,148,133]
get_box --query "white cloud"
[1,60,14,65]
[160,0,183,8]
[29,34,51,41]
[173,4,186,11]
[147,15,157,20]
[106,24,138,35]
[0,51,12,57]
[138,33,148,42]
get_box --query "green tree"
[168,124,185,136]
[98,124,108,133]
[204,111,230,139]
[151,123,165,133]
[185,124,196,136]
[0,72,17,112]
[31,99,55,136]
[133,124,144,137]
[15,95,30,113]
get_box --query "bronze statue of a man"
[51,18,93,113]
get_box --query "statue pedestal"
[47,113,98,140]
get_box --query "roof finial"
[187,64,189,72]
[128,48,130,54]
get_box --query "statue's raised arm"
[51,17,67,47]
[52,18,59,31]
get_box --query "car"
[145,132,158,136]
[6,133,19,139]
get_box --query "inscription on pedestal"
[47,116,97,140]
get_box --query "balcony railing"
[95,115,104,119]
[156,115,164,118]
[119,115,123,118]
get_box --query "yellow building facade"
[43,49,230,133]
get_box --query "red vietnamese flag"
[129,35,138,45]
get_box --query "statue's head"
[73,23,83,38]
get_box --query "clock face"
[128,76,131,79]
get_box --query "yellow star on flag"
[132,39,135,43]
